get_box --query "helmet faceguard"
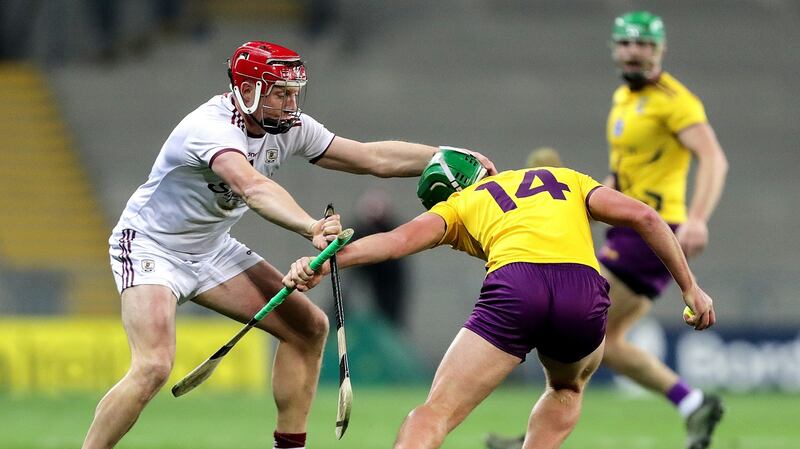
[611,11,666,89]
[228,41,308,134]
[417,147,488,210]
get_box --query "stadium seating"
[0,63,115,314]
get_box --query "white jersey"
[112,93,335,254]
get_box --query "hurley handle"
[253,228,354,321]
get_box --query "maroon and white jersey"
[112,93,334,254]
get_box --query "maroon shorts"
[598,225,679,299]
[463,262,610,363]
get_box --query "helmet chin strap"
[233,81,263,114]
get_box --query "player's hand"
[466,150,498,176]
[309,214,342,250]
[682,284,716,330]
[283,256,329,291]
[676,218,708,258]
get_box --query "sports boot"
[685,393,724,449]
[485,433,524,449]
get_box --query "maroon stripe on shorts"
[119,229,136,288]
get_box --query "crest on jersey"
[266,149,279,163]
[614,118,624,137]
[141,259,156,272]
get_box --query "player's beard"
[618,56,660,91]
[621,71,649,90]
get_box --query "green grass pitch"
[0,386,795,448]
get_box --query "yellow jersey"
[429,168,603,273]
[607,71,707,223]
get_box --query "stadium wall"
[3,0,798,371]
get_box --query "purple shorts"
[598,225,679,299]
[464,262,610,363]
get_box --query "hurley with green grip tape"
[254,229,353,320]
[172,229,355,397]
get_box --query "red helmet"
[227,41,308,133]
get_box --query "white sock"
[678,389,704,418]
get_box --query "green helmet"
[612,11,665,44]
[417,147,488,210]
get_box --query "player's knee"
[407,403,450,432]
[144,360,172,388]
[131,356,173,392]
[421,398,470,432]
[601,338,626,365]
[603,319,628,342]
[548,379,583,396]
[312,308,330,341]
[298,307,329,347]
[549,388,582,424]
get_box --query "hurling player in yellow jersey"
[284,149,716,449]
[597,11,729,449]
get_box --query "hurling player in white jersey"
[82,41,496,449]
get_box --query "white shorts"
[109,228,263,304]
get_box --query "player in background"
[525,146,562,169]
[599,12,727,449]
[81,42,495,449]
[283,150,717,449]
[487,12,728,449]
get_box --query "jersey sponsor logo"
[636,97,648,113]
[207,182,245,209]
[141,259,155,272]
[266,149,279,163]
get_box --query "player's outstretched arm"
[283,212,446,291]
[211,151,341,249]
[587,186,716,330]
[315,137,497,177]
